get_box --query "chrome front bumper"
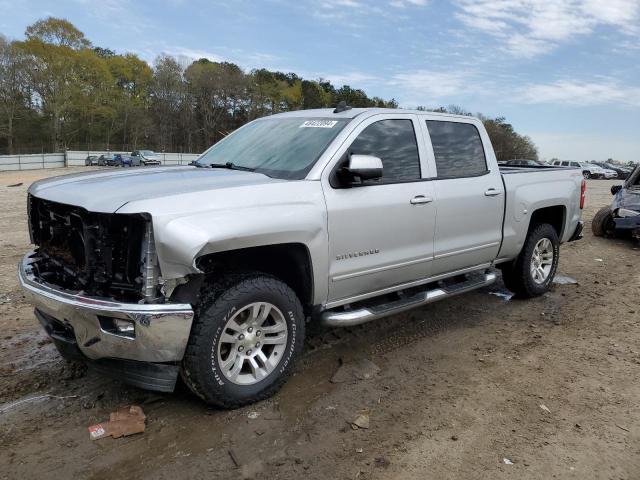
[18,253,194,363]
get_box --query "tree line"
[0,17,537,161]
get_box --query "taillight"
[580,179,586,209]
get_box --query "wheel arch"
[528,205,566,239]
[195,243,315,314]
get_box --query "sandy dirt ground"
[0,168,638,480]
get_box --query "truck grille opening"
[28,195,149,302]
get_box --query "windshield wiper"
[208,162,255,172]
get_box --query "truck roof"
[269,107,480,121]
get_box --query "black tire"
[583,171,591,179]
[592,206,614,237]
[500,223,560,298]
[181,274,305,408]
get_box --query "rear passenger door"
[423,118,504,276]
[322,114,436,305]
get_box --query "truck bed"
[496,165,584,262]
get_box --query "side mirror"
[611,185,622,195]
[345,154,383,182]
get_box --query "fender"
[118,180,330,306]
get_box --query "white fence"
[0,153,65,171]
[0,151,202,171]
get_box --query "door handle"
[484,188,502,197]
[410,195,433,205]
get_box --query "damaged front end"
[610,180,640,240]
[613,207,640,240]
[19,195,194,392]
[28,195,162,303]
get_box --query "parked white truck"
[19,107,585,407]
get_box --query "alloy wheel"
[530,238,554,284]
[216,302,288,385]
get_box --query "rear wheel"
[592,206,615,237]
[181,274,305,408]
[500,223,559,298]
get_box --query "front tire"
[500,223,560,298]
[583,171,591,179]
[181,274,305,408]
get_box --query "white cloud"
[73,0,155,32]
[389,69,472,105]
[322,72,378,86]
[390,0,429,8]
[73,0,129,15]
[312,0,427,20]
[531,131,640,163]
[454,0,640,57]
[161,47,223,63]
[520,79,640,107]
[315,0,365,17]
[582,0,640,32]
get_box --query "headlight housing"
[617,208,640,218]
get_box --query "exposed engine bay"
[27,195,158,302]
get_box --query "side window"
[426,121,487,178]
[561,161,570,166]
[570,162,580,167]
[348,119,421,183]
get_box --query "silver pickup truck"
[19,107,585,407]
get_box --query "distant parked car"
[503,159,545,167]
[593,162,632,180]
[600,167,618,179]
[97,154,115,166]
[131,150,161,166]
[120,154,141,167]
[550,160,608,179]
[85,155,99,166]
[109,153,138,167]
[108,154,124,166]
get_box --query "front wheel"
[500,223,560,298]
[181,274,305,408]
[583,171,591,179]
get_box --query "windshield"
[141,150,155,156]
[196,117,349,179]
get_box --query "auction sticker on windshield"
[300,120,338,128]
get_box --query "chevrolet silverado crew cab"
[19,107,585,408]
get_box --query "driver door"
[322,114,437,306]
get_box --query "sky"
[1,0,639,162]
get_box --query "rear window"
[426,121,487,178]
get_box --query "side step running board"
[321,271,497,327]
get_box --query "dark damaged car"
[592,163,640,239]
